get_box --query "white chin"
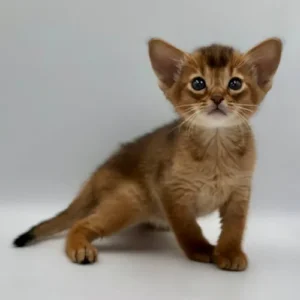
[195,113,238,128]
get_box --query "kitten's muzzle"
[211,94,224,105]
[207,100,228,115]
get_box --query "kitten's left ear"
[245,38,283,90]
[148,38,186,89]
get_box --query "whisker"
[175,103,206,110]
[187,111,199,137]
[234,103,258,107]
[170,110,198,134]
[175,104,199,108]
[234,110,251,131]
[237,107,254,114]
[175,103,206,116]
[182,107,198,114]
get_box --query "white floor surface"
[1,203,300,300]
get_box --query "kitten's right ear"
[148,38,185,88]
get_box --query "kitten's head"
[148,38,282,128]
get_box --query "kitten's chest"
[194,158,239,216]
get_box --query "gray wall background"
[0,0,298,211]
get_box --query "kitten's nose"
[211,94,224,105]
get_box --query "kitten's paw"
[213,249,248,271]
[66,241,98,265]
[186,243,215,263]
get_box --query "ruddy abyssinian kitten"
[13,37,282,271]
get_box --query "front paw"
[213,249,248,271]
[186,243,215,263]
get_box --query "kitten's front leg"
[213,188,250,271]
[162,189,214,263]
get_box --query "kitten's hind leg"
[66,185,143,264]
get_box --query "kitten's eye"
[228,77,243,90]
[191,77,206,91]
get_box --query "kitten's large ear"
[148,38,185,88]
[245,38,282,89]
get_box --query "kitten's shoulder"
[97,119,180,174]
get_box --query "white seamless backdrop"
[1,1,300,300]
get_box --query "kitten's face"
[149,38,282,129]
[171,46,260,128]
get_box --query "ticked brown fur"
[13,37,282,271]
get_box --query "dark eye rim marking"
[191,77,206,91]
[228,77,243,91]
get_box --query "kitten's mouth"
[207,107,227,116]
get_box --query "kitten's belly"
[147,189,228,227]
[146,216,170,230]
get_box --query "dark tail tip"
[13,230,35,247]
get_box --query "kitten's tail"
[13,180,95,247]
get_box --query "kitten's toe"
[67,242,98,265]
[213,249,248,271]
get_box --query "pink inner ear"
[149,39,185,87]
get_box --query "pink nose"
[211,94,224,105]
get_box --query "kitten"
[13,37,282,271]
